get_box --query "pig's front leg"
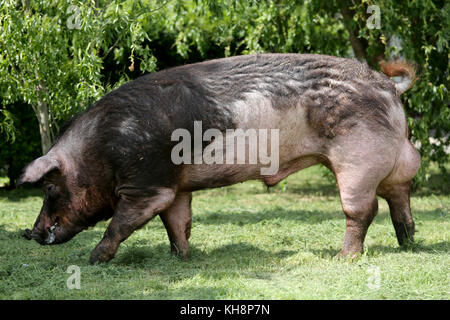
[89,188,176,264]
[159,192,192,259]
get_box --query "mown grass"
[0,165,448,300]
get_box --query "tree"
[318,0,450,183]
[0,0,157,154]
[156,0,449,184]
[0,102,41,188]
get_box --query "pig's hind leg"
[159,192,192,259]
[376,141,420,246]
[335,172,379,258]
[377,182,415,246]
[89,188,176,264]
[330,151,394,258]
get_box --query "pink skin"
[175,94,420,260]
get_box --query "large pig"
[17,54,420,264]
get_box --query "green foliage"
[0,0,448,186]
[0,109,15,141]
[1,1,100,134]
[0,103,41,187]
[340,0,449,185]
[0,0,158,148]
[154,0,350,58]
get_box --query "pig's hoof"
[170,249,190,261]
[170,243,190,260]
[399,239,415,249]
[398,234,415,247]
[394,222,415,247]
[334,250,361,261]
[172,251,190,261]
[89,247,115,264]
[398,238,416,251]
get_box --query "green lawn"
[0,165,448,299]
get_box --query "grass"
[0,165,448,300]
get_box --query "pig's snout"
[23,228,33,240]
[23,222,59,245]
[23,228,46,244]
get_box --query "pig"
[17,54,421,264]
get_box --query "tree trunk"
[33,99,52,154]
[338,2,385,68]
[339,4,368,62]
[33,78,53,154]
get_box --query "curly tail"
[379,60,417,95]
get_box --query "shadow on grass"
[143,286,230,299]
[369,241,449,254]
[195,208,343,225]
[0,223,107,262]
[281,182,338,197]
[413,171,450,196]
[0,187,42,202]
[375,208,448,223]
[0,224,27,241]
[310,240,449,259]
[0,223,296,273]
[193,206,448,226]
[217,181,339,197]
[113,242,297,268]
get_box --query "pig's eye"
[45,184,57,196]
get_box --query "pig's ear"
[16,156,60,187]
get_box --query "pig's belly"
[177,103,322,191]
[178,154,321,191]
